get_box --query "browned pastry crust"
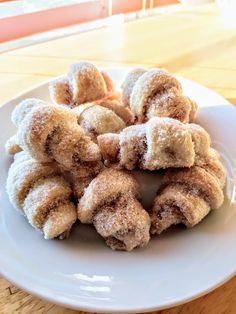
[48,76,72,106]
[121,68,197,123]
[5,63,227,251]
[77,168,151,251]
[49,62,115,108]
[90,96,134,125]
[100,70,115,93]
[98,117,210,171]
[5,134,22,155]
[5,98,47,155]
[73,103,125,140]
[16,104,101,173]
[7,98,104,202]
[6,152,77,239]
[12,98,48,127]
[121,68,146,106]
[72,97,134,141]
[150,149,226,234]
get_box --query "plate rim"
[0,262,235,313]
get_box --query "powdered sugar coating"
[49,76,73,106]
[69,62,107,105]
[5,98,49,156]
[5,134,21,155]
[89,97,134,125]
[121,68,146,106]
[5,64,226,251]
[94,194,150,251]
[7,152,60,211]
[12,98,47,127]
[78,168,140,223]
[124,67,197,123]
[72,96,134,142]
[78,168,150,251]
[98,117,210,171]
[17,104,101,171]
[145,117,194,170]
[187,123,211,157]
[49,62,115,108]
[151,150,226,234]
[75,104,126,141]
[6,152,77,239]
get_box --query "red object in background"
[111,0,178,15]
[151,0,179,7]
[111,0,143,15]
[0,1,107,43]
[0,0,179,43]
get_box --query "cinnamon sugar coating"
[77,168,150,251]
[5,134,22,155]
[17,104,101,172]
[49,62,115,108]
[5,64,227,251]
[150,149,226,234]
[6,98,48,155]
[85,96,134,125]
[49,76,72,106]
[121,68,146,106]
[6,152,77,239]
[12,98,47,127]
[121,68,197,123]
[98,117,210,171]
[73,97,134,141]
[6,98,103,221]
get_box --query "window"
[0,0,179,42]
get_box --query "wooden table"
[1,3,236,314]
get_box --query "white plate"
[0,67,236,313]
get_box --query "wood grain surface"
[1,3,236,314]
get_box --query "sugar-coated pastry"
[77,168,151,251]
[17,104,101,173]
[87,95,134,125]
[7,98,104,199]
[5,134,22,155]
[73,97,134,141]
[48,76,72,106]
[5,62,227,252]
[121,68,197,123]
[69,159,104,200]
[6,152,77,239]
[121,68,146,106]
[11,98,47,127]
[100,70,115,93]
[75,104,126,141]
[5,98,48,155]
[98,117,210,170]
[150,149,225,234]
[49,62,115,108]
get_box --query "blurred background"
[1,0,235,52]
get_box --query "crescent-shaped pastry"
[17,104,101,173]
[6,152,77,239]
[150,149,225,234]
[77,168,150,251]
[49,62,115,107]
[72,97,134,141]
[6,98,47,155]
[98,117,210,170]
[121,68,197,123]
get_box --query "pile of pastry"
[5,62,226,251]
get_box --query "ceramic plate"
[0,67,236,313]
